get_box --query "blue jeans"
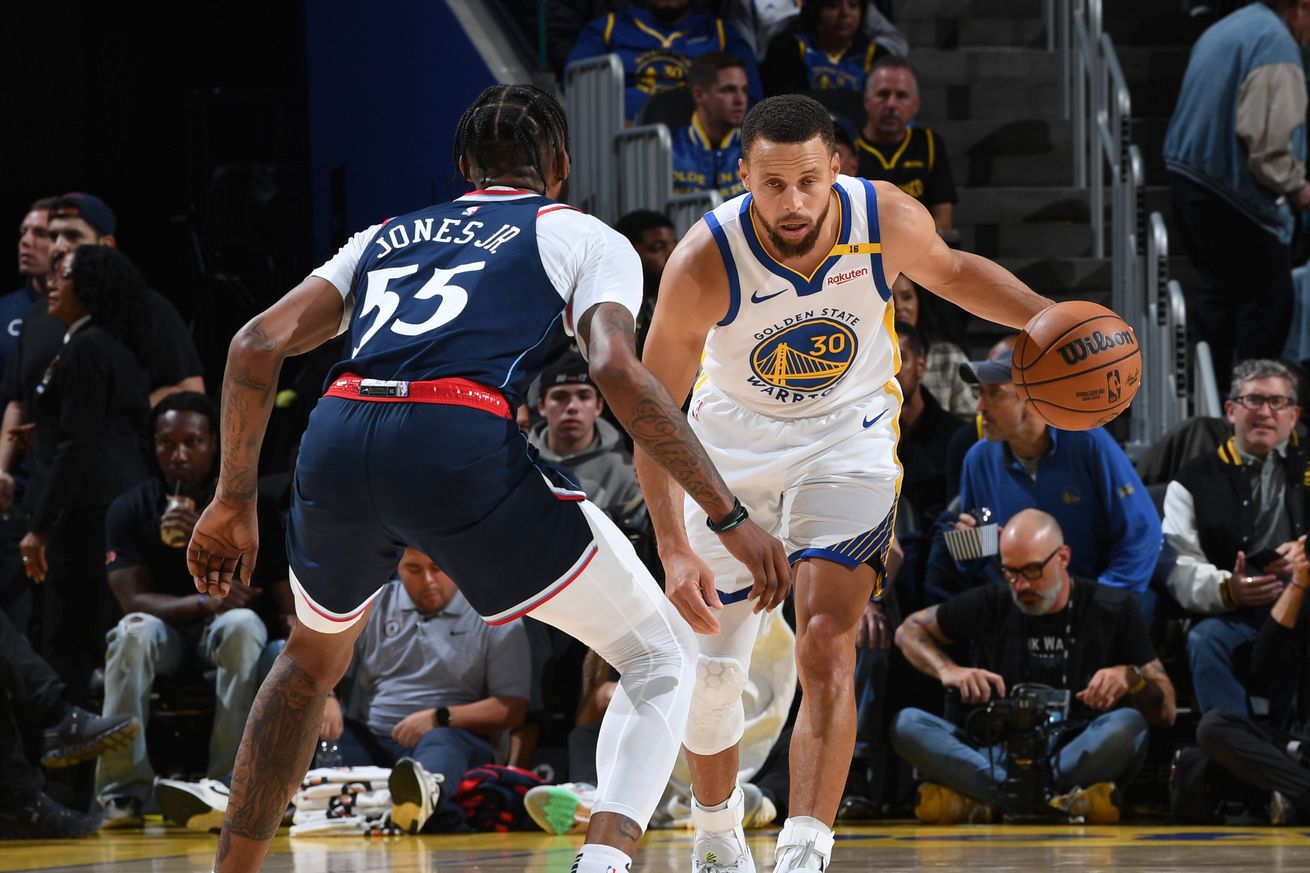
[335,719,495,831]
[853,646,888,759]
[889,706,1149,805]
[1188,616,1258,715]
[95,610,277,804]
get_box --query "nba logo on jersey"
[462,205,481,217]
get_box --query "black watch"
[435,706,452,727]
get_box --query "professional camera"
[961,685,1071,822]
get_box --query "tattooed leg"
[214,619,366,873]
[584,812,645,856]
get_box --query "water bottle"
[315,740,343,769]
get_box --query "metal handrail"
[666,190,722,238]
[1056,0,1211,440]
[563,53,624,223]
[1167,280,1190,426]
[1194,342,1223,417]
[615,124,673,220]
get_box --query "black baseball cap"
[960,348,1015,385]
[52,192,117,236]
[541,352,591,389]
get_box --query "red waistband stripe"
[325,374,512,419]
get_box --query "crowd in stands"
[6,0,1310,846]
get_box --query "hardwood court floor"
[4,823,1310,872]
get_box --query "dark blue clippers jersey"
[327,193,574,407]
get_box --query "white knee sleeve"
[525,499,698,830]
[683,654,750,756]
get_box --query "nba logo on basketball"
[1107,369,1121,403]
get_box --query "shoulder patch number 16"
[352,261,486,358]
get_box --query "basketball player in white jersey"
[637,95,1054,872]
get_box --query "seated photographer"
[1162,359,1308,715]
[928,351,1161,620]
[1194,536,1310,824]
[890,509,1176,824]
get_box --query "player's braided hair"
[453,85,570,193]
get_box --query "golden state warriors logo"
[749,318,858,401]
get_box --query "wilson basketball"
[1012,301,1141,431]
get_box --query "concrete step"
[931,117,1168,185]
[954,149,1071,187]
[914,59,1181,121]
[989,255,1198,298]
[996,256,1113,298]
[893,0,1044,19]
[954,184,1173,226]
[928,116,1071,156]
[910,47,1059,86]
[909,46,1189,99]
[957,222,1093,258]
[902,17,1047,50]
[919,81,1062,121]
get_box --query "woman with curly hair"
[19,244,151,702]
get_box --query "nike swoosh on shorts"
[863,410,887,428]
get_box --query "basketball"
[1012,301,1141,431]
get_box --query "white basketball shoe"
[691,786,756,873]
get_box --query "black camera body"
[962,685,1071,822]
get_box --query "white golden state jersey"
[698,174,899,419]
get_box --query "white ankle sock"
[572,843,632,873]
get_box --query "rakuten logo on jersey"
[826,267,869,287]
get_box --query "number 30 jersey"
[698,174,899,420]
[310,188,643,407]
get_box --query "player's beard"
[759,194,832,259]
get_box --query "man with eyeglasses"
[890,508,1176,825]
[934,349,1162,620]
[1163,358,1310,715]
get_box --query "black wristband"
[706,498,749,533]
[435,706,452,727]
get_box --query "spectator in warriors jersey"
[673,53,750,200]
[762,0,883,96]
[566,0,763,123]
[857,57,957,236]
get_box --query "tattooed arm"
[896,605,1007,704]
[187,278,346,596]
[581,222,790,634]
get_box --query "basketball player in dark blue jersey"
[186,85,790,873]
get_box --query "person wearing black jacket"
[1196,535,1310,823]
[891,509,1176,824]
[1162,359,1310,716]
[16,246,151,704]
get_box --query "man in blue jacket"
[672,53,749,199]
[1163,0,1310,388]
[567,0,763,123]
[950,351,1162,623]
